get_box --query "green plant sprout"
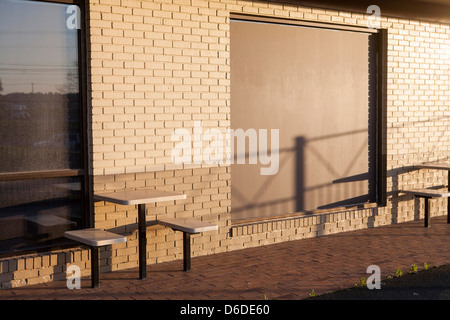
[395,268,404,277]
[359,276,367,287]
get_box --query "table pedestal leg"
[424,196,431,228]
[138,204,147,279]
[448,171,450,224]
[183,232,191,272]
[91,246,99,288]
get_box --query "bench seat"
[64,229,127,288]
[157,218,218,271]
[401,188,450,227]
[401,188,450,198]
[158,218,218,234]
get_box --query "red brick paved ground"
[0,216,449,301]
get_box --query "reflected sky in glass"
[0,0,79,94]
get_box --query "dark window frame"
[0,0,91,258]
[376,28,388,207]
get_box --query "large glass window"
[0,0,86,255]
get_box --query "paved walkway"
[0,216,449,300]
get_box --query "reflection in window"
[0,0,81,173]
[0,177,82,255]
[0,0,84,255]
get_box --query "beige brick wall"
[89,0,231,177]
[1,0,450,288]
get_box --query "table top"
[94,189,186,205]
[416,163,450,170]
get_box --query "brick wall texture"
[1,0,450,288]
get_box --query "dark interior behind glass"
[0,0,84,255]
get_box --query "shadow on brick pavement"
[0,216,449,304]
[307,263,450,300]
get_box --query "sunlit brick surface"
[1,0,449,289]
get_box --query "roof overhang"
[268,0,450,24]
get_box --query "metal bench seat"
[64,229,127,288]
[157,218,218,271]
[401,188,450,227]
